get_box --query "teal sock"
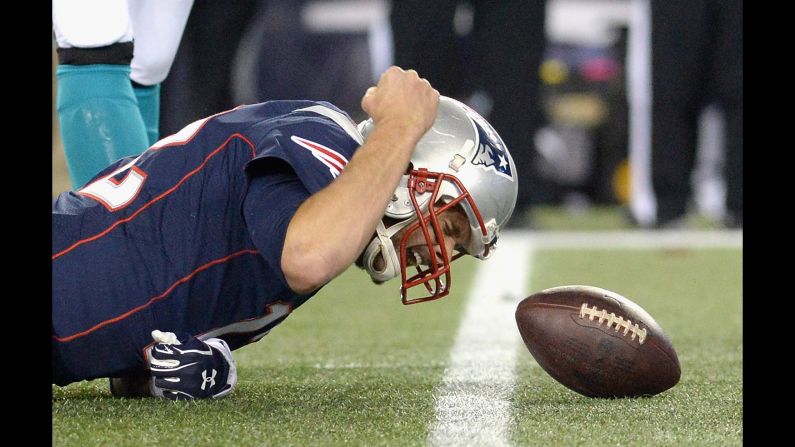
[56,64,149,188]
[133,83,161,146]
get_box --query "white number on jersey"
[78,115,213,211]
[78,156,146,211]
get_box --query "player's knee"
[130,54,175,86]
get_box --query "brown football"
[515,285,680,398]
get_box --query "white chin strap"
[363,218,415,282]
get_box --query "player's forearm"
[282,122,421,293]
[282,66,439,293]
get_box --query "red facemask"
[398,168,492,304]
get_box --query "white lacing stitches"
[579,303,648,344]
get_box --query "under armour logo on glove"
[201,369,217,390]
[146,330,238,400]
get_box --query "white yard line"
[428,234,533,447]
[428,229,741,446]
[519,229,742,249]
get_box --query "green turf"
[528,205,634,230]
[527,205,725,230]
[511,248,743,446]
[53,244,742,446]
[52,259,478,447]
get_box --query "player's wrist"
[370,117,430,146]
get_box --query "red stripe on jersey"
[52,133,256,261]
[291,136,349,170]
[52,249,260,343]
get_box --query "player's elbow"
[281,249,336,294]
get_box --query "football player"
[53,0,194,188]
[52,67,518,399]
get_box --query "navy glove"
[146,330,237,400]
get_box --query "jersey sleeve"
[240,102,362,290]
[242,160,311,291]
[241,103,361,195]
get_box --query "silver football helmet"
[359,96,518,304]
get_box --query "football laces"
[579,303,648,344]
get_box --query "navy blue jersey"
[52,101,363,385]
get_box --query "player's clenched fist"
[361,66,440,141]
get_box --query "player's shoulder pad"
[246,101,364,194]
[292,101,363,146]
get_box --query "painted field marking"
[524,229,742,249]
[428,233,533,447]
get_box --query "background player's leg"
[132,83,160,146]
[159,0,260,136]
[709,0,742,227]
[649,0,711,226]
[472,0,548,221]
[55,61,149,189]
[389,0,461,96]
[127,0,195,145]
[53,0,149,189]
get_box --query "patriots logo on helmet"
[470,132,513,181]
